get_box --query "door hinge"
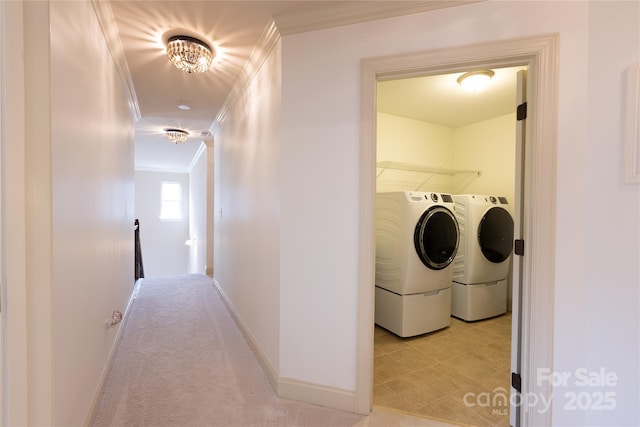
[517,102,527,121]
[514,239,525,256]
[512,372,522,393]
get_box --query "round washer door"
[413,206,459,270]
[478,207,515,263]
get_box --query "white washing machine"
[375,191,459,337]
[451,194,514,321]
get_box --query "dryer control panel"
[487,195,509,205]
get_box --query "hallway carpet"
[91,274,457,427]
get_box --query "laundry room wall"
[376,112,454,193]
[376,113,516,203]
[453,113,517,208]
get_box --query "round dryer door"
[478,207,515,263]
[413,206,459,270]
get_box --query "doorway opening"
[356,35,559,427]
[372,65,524,426]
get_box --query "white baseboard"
[211,278,356,413]
[278,377,355,412]
[211,278,279,392]
[84,279,141,425]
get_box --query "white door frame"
[0,2,29,425]
[356,34,559,427]
[0,1,4,421]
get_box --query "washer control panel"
[484,195,509,205]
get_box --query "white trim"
[211,279,279,392]
[212,20,280,133]
[84,280,141,425]
[274,1,479,36]
[90,0,141,122]
[24,3,54,422]
[624,63,640,184]
[0,2,27,424]
[212,2,479,132]
[0,1,4,423]
[212,280,356,412]
[278,378,355,413]
[357,34,559,426]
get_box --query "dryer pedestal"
[451,279,507,321]
[375,286,451,337]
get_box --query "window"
[160,181,182,220]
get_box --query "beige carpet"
[91,274,458,427]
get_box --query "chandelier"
[165,128,189,144]
[166,35,213,74]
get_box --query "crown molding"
[91,0,141,122]
[210,1,480,134]
[212,20,280,133]
[274,0,480,36]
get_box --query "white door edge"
[510,67,528,427]
[0,0,4,422]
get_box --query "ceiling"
[378,66,526,128]
[110,1,340,172]
[108,1,487,172]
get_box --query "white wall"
[214,41,281,378]
[376,112,454,193]
[376,111,516,202]
[3,1,136,425]
[278,1,639,423]
[583,2,640,425]
[188,144,208,274]
[206,144,214,277]
[135,171,189,278]
[453,113,517,207]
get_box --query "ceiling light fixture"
[166,35,213,74]
[177,102,191,111]
[165,128,189,144]
[457,70,495,92]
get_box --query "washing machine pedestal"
[451,279,507,321]
[375,286,451,337]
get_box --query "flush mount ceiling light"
[165,128,189,144]
[457,70,495,92]
[166,35,213,74]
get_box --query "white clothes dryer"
[451,194,514,321]
[375,191,459,337]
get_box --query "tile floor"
[374,313,512,426]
